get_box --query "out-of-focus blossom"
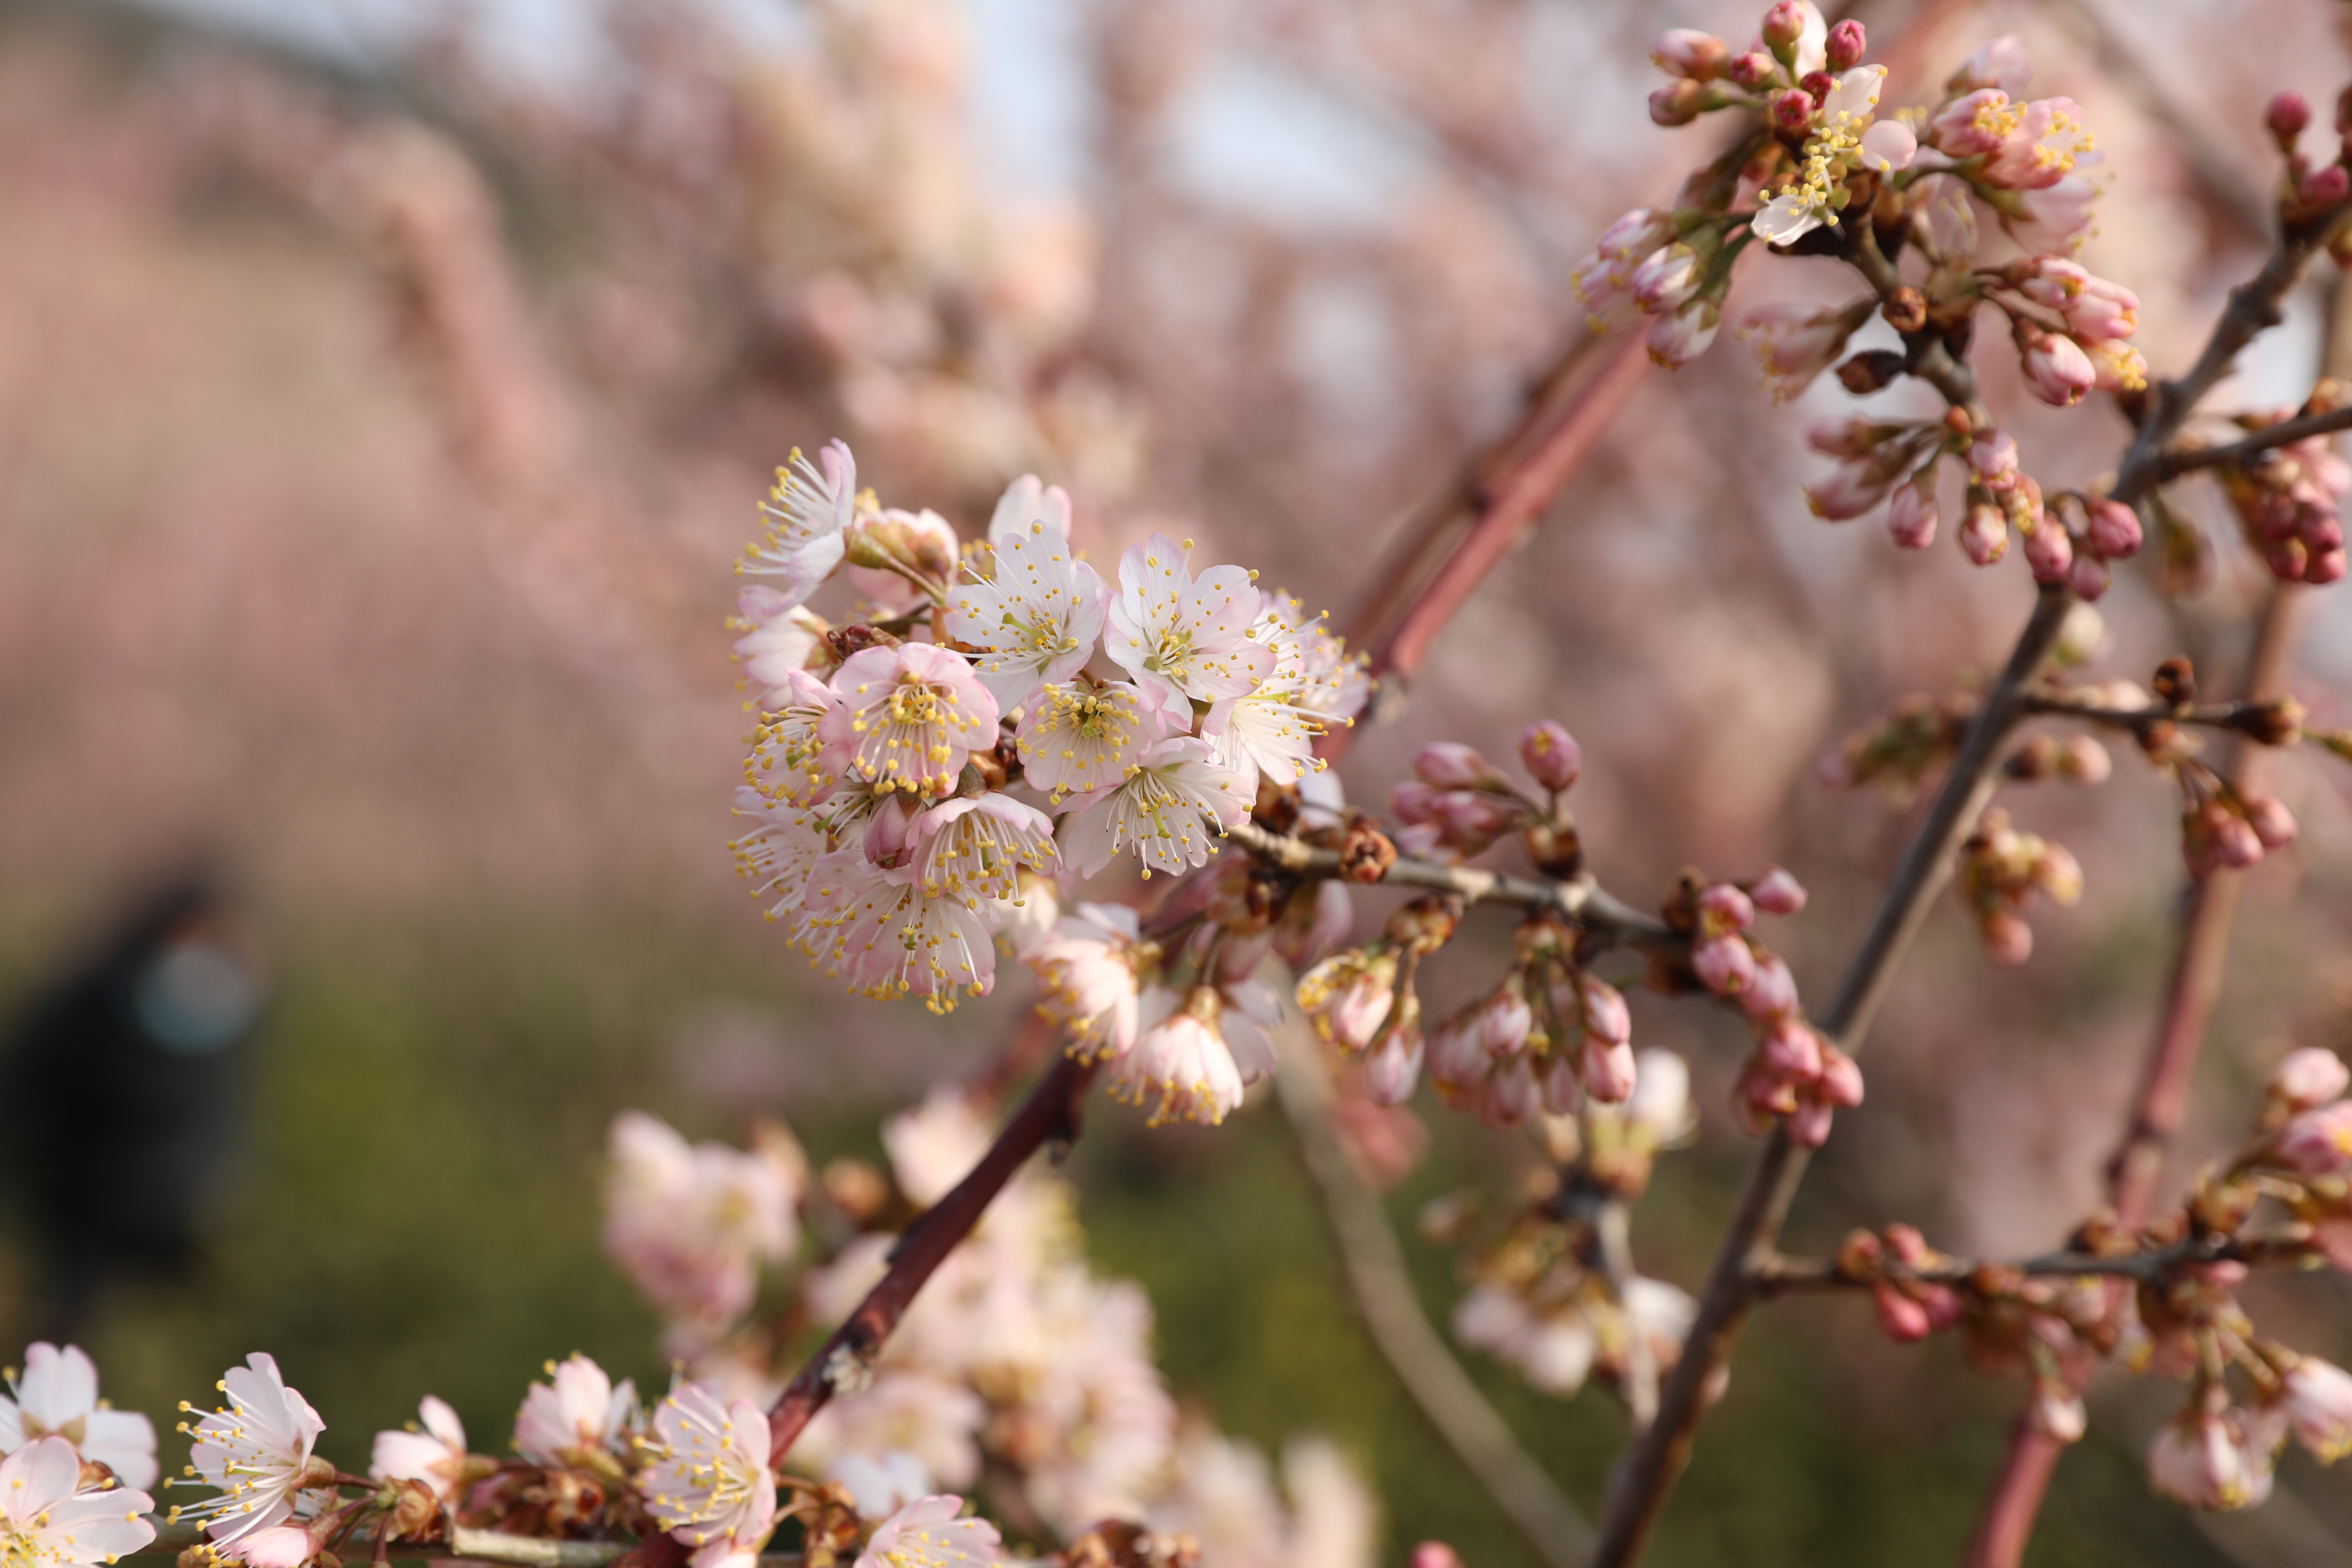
[0,1437,154,1568]
[369,1397,472,1504]
[2148,1408,2277,1511]
[852,1496,1007,1568]
[0,1344,157,1490]
[604,1113,799,1348]
[513,1355,636,1470]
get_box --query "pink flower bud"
[1761,1018,1823,1080]
[1646,298,1721,368]
[1761,0,1809,54]
[1874,1281,1932,1343]
[1887,477,1938,548]
[1797,70,1835,102]
[1483,1056,1539,1126]
[2281,1358,2352,1463]
[1728,51,1776,90]
[1698,882,1756,933]
[2273,1101,2352,1175]
[2269,91,2312,150]
[1428,1015,1488,1088]
[861,792,922,870]
[1981,908,2033,965]
[2301,163,2350,210]
[2068,553,2110,601]
[1770,88,1815,135]
[2030,1382,2087,1444]
[2210,808,2264,869]
[1415,741,1500,790]
[1693,934,1756,996]
[1787,1095,1835,1147]
[1519,721,1583,793]
[2310,547,2350,584]
[1579,974,1632,1045]
[2245,794,2299,850]
[1650,80,1709,127]
[1960,500,2009,566]
[1476,987,1533,1057]
[1390,779,1437,824]
[1815,1044,1864,1106]
[2148,1409,2276,1511]
[2058,735,2112,783]
[2270,1047,2350,1112]
[1652,29,1730,80]
[2084,497,2143,558]
[1365,1024,1426,1106]
[1431,789,1521,846]
[1738,1056,1800,1120]
[2019,329,2096,407]
[1412,1543,1468,1568]
[1968,428,2019,484]
[1738,951,1799,1024]
[1825,18,1866,70]
[1580,1037,1638,1103]
[1750,866,1807,915]
[1917,1283,1965,1332]
[2023,518,2075,585]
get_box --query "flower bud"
[1411,1544,1468,1568]
[1738,950,1799,1024]
[2310,547,2348,584]
[1761,1018,1823,1080]
[1476,985,1533,1057]
[1540,1052,1583,1115]
[1579,974,1633,1045]
[1728,51,1777,90]
[1761,1,1809,58]
[1652,28,1730,80]
[2030,1382,2088,1444]
[2271,1047,2350,1112]
[1750,866,1807,915]
[1770,88,1815,136]
[1698,882,1756,933]
[1968,428,2020,485]
[1887,477,1938,549]
[1815,1043,1864,1106]
[1874,1281,1932,1343]
[1427,1014,1487,1088]
[2269,91,2312,153]
[1836,349,1907,394]
[1483,1056,1540,1126]
[1519,722,1582,793]
[2245,793,2299,850]
[2057,735,2111,783]
[1415,741,1502,790]
[1692,933,1756,996]
[1960,499,2009,566]
[1788,1095,1835,1147]
[1365,1023,1427,1107]
[1982,908,2032,965]
[2281,1358,2352,1462]
[2069,552,2110,601]
[1390,779,1437,824]
[2018,327,2096,407]
[1580,1037,1638,1103]
[2301,163,2350,210]
[1825,18,1866,70]
[2082,497,2142,559]
[2023,517,2075,585]
[1650,79,1710,127]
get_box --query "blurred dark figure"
[2,871,266,1337]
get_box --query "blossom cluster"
[731,440,1365,1022]
[1822,1047,2352,1511]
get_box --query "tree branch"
[1270,1006,1596,1568]
[2154,403,2352,482]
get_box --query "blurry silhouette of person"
[2,869,267,1338]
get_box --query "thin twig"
[2155,403,2352,481]
[1745,1233,2278,1294]
[1224,819,1675,951]
[1270,1006,1595,1568]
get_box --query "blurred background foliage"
[6,0,2352,1563]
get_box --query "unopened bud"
[1749,866,1807,915]
[1981,908,2033,966]
[1880,287,1927,334]
[1652,28,1730,80]
[1825,18,1866,71]
[1697,882,1757,933]
[1761,0,1809,58]
[1519,721,1582,793]
[2069,552,2110,601]
[1692,933,1756,996]
[1579,973,1633,1045]
[1874,1281,1932,1343]
[1770,88,1814,136]
[2311,547,2350,584]
[2152,656,2196,706]
[1338,820,1398,883]
[2084,497,2143,559]
[2245,793,2299,850]
[1414,741,1502,790]
[2057,735,2112,783]
[2301,163,2351,210]
[2269,91,2312,153]
[2271,1047,2350,1111]
[1960,499,2008,566]
[1650,79,1710,127]
[2022,517,2074,585]
[1728,51,1776,90]
[1798,70,1836,103]
[1833,349,1904,395]
[2233,695,2304,746]
[1410,1545,1468,1568]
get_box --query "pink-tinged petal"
[79,1408,159,1490]
[1860,119,1915,172]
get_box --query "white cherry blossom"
[0,1437,154,1568]
[1029,903,1152,1061]
[804,849,1001,1007]
[368,1397,470,1504]
[730,587,826,710]
[1062,736,1248,878]
[742,440,859,609]
[946,484,1106,712]
[0,1344,156,1490]
[513,1355,637,1469]
[638,1386,777,1568]
[1103,533,1274,721]
[173,1353,331,1556]
[822,645,1000,798]
[1015,680,1162,804]
[911,795,1059,906]
[852,1495,1008,1568]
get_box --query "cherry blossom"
[172,1353,331,1558]
[638,1386,777,1568]
[369,1398,471,1504]
[910,794,1059,906]
[1014,680,1161,804]
[1029,903,1153,1062]
[822,645,1000,799]
[944,484,1106,712]
[1102,533,1274,722]
[742,440,859,608]
[513,1355,637,1470]
[604,1112,800,1349]
[0,1437,154,1568]
[852,1496,1007,1568]
[1061,736,1247,877]
[0,1344,157,1491]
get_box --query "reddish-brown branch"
[1958,584,2308,1568]
[761,1054,1102,1461]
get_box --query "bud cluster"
[2212,381,2352,585]
[1956,807,2083,966]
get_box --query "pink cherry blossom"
[175,1353,331,1556]
[849,507,960,618]
[853,1496,1008,1568]
[1030,903,1151,1061]
[1061,737,1247,877]
[944,484,1106,712]
[369,1397,471,1504]
[822,644,1000,799]
[2271,1101,2352,1176]
[2270,1048,2350,1111]
[731,586,825,710]
[911,794,1058,906]
[2148,1408,2276,1511]
[604,1113,800,1348]
[743,440,858,610]
[513,1355,637,1469]
[1015,679,1162,804]
[639,1386,777,1568]
[1105,986,1250,1127]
